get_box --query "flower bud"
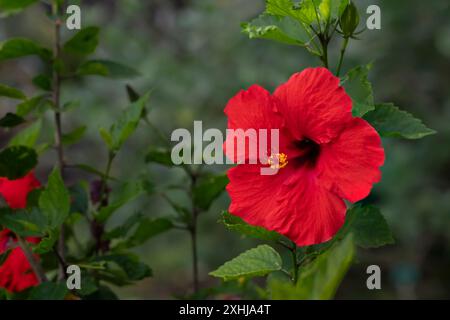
[339,1,360,37]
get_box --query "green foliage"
[364,103,436,139]
[77,60,140,79]
[337,205,394,248]
[0,146,37,179]
[210,245,282,281]
[0,38,51,61]
[63,27,100,55]
[193,174,228,210]
[9,120,42,148]
[116,217,174,249]
[39,168,70,229]
[62,126,87,146]
[32,74,52,91]
[0,83,26,100]
[16,95,49,117]
[242,14,311,46]
[145,147,173,167]
[100,92,150,153]
[28,282,68,300]
[269,235,355,299]
[96,181,145,223]
[220,211,282,242]
[0,112,25,127]
[0,207,46,237]
[342,64,375,117]
[94,253,152,282]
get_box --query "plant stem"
[51,1,67,280]
[189,173,199,294]
[290,244,299,284]
[336,37,349,77]
[319,36,329,69]
[16,234,48,284]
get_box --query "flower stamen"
[267,153,288,169]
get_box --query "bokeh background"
[0,0,449,299]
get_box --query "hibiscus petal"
[227,165,346,246]
[224,85,287,163]
[317,118,385,203]
[274,67,353,144]
[0,172,41,209]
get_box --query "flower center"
[267,153,288,169]
[293,138,321,167]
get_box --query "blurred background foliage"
[0,0,449,299]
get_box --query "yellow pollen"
[267,153,288,169]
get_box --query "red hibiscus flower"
[224,67,385,246]
[0,172,41,292]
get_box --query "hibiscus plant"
[0,0,436,300]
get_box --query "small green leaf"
[16,95,48,117]
[69,182,89,215]
[77,60,140,79]
[210,245,282,281]
[96,181,145,223]
[0,112,25,127]
[242,14,311,46]
[39,167,70,228]
[0,146,38,179]
[0,0,39,17]
[94,253,152,281]
[122,217,173,248]
[28,282,68,300]
[104,212,144,240]
[63,26,99,55]
[145,147,173,167]
[342,64,375,117]
[101,92,150,152]
[221,211,281,242]
[0,83,26,100]
[0,207,47,237]
[0,38,51,61]
[32,74,52,91]
[62,126,86,145]
[193,174,228,210]
[339,1,360,37]
[336,205,394,248]
[363,103,436,139]
[269,235,355,299]
[9,120,42,148]
[33,229,59,254]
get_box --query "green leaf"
[104,211,144,240]
[0,0,38,17]
[193,174,228,210]
[0,146,38,179]
[32,74,52,91]
[0,38,51,61]
[363,103,436,139]
[336,205,394,248]
[101,92,150,152]
[39,168,70,228]
[242,14,311,46]
[28,282,68,300]
[33,228,59,254]
[0,207,47,237]
[210,245,282,281]
[94,253,152,281]
[96,181,145,223]
[9,120,42,148]
[63,26,99,55]
[221,211,281,242]
[16,95,48,117]
[145,147,173,167]
[0,112,25,127]
[342,64,375,117]
[77,60,140,79]
[269,235,355,299]
[0,83,26,100]
[121,217,173,248]
[62,126,86,145]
